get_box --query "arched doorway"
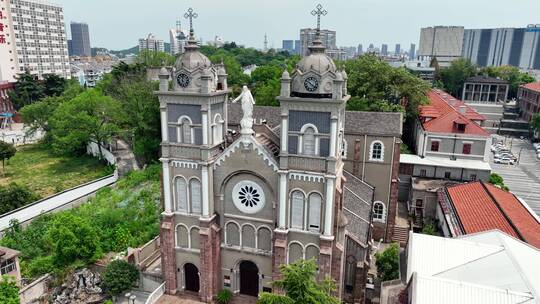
[184,263,200,293]
[239,261,259,296]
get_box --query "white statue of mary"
[232,85,255,135]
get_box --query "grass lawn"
[0,144,112,199]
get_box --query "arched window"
[225,222,240,247]
[190,227,200,249]
[373,201,386,222]
[290,191,305,230]
[213,114,223,144]
[369,141,384,161]
[190,179,202,215]
[303,127,316,155]
[178,116,192,144]
[341,137,348,159]
[308,193,322,232]
[176,225,189,248]
[288,242,304,264]
[257,227,272,252]
[175,177,188,212]
[305,245,320,261]
[242,225,256,248]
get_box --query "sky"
[55,0,540,51]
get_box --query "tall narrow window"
[373,202,385,222]
[179,117,192,144]
[462,143,472,155]
[430,141,439,152]
[370,141,384,161]
[303,127,316,156]
[308,193,322,232]
[213,114,223,144]
[175,177,187,212]
[190,179,202,214]
[290,191,304,229]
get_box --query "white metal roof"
[407,230,540,304]
[400,154,492,171]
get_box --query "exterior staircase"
[392,226,410,247]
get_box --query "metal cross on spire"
[184,7,198,38]
[311,4,327,36]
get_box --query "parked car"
[494,152,515,159]
[533,143,540,149]
[494,156,516,165]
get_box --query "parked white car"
[494,157,516,165]
[494,153,515,160]
[533,143,540,149]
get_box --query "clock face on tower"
[304,76,319,92]
[176,73,190,88]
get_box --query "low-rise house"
[437,181,540,249]
[462,76,509,133]
[405,231,540,304]
[518,81,540,122]
[0,246,21,284]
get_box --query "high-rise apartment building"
[169,20,187,56]
[395,44,401,55]
[381,44,388,56]
[139,33,165,53]
[357,43,363,55]
[282,40,294,53]
[462,25,540,69]
[70,22,91,57]
[0,0,70,82]
[418,26,464,66]
[299,28,336,56]
[409,43,416,59]
[294,40,300,55]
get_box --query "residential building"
[299,28,336,56]
[404,231,540,304]
[0,0,70,82]
[402,61,435,83]
[155,16,402,303]
[417,26,464,66]
[139,33,164,53]
[67,39,73,56]
[395,44,401,55]
[169,22,187,56]
[518,81,540,122]
[462,75,509,132]
[409,43,416,60]
[381,44,388,56]
[462,25,540,69]
[70,22,91,57]
[0,246,21,284]
[437,181,540,248]
[357,43,363,55]
[294,40,300,55]
[282,40,294,54]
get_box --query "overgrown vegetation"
[0,142,16,173]
[375,243,400,282]
[216,289,233,304]
[0,165,161,280]
[0,276,19,304]
[258,259,340,304]
[102,260,139,297]
[489,173,509,191]
[0,183,38,214]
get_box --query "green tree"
[0,184,38,214]
[0,142,16,173]
[20,96,61,141]
[375,243,400,282]
[0,276,20,304]
[43,73,68,97]
[531,113,540,136]
[102,260,139,296]
[257,259,340,304]
[439,58,477,97]
[480,65,535,99]
[135,50,175,67]
[50,89,125,158]
[8,70,45,109]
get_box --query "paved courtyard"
[490,136,540,217]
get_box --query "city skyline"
[56,0,540,51]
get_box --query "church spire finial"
[184,7,198,39]
[311,4,327,39]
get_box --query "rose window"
[238,185,260,207]
[232,181,265,214]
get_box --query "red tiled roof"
[446,182,540,249]
[521,81,540,93]
[419,90,489,136]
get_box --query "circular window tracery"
[232,181,265,214]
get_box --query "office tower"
[170,20,187,56]
[139,34,165,52]
[0,0,70,81]
[357,44,363,55]
[395,44,401,55]
[418,26,464,66]
[282,40,294,53]
[409,43,416,60]
[462,25,540,69]
[70,22,91,57]
[294,40,300,55]
[381,44,388,56]
[299,28,336,56]
[67,40,74,56]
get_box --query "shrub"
[102,260,139,296]
[0,183,39,214]
[217,289,233,304]
[375,243,400,281]
[0,276,19,304]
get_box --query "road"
[490,136,540,217]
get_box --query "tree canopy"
[480,65,536,98]
[0,276,19,304]
[102,259,139,296]
[0,142,16,172]
[375,243,400,282]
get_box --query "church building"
[156,7,402,304]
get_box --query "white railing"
[0,171,118,232]
[145,282,165,304]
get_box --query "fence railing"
[0,171,118,232]
[145,282,165,304]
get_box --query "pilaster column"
[280,113,288,153]
[202,108,209,145]
[160,108,168,142]
[162,160,172,213]
[329,117,338,158]
[201,165,210,218]
[324,177,335,236]
[278,172,287,228]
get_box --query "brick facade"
[199,216,221,302]
[385,141,401,242]
[160,215,177,295]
